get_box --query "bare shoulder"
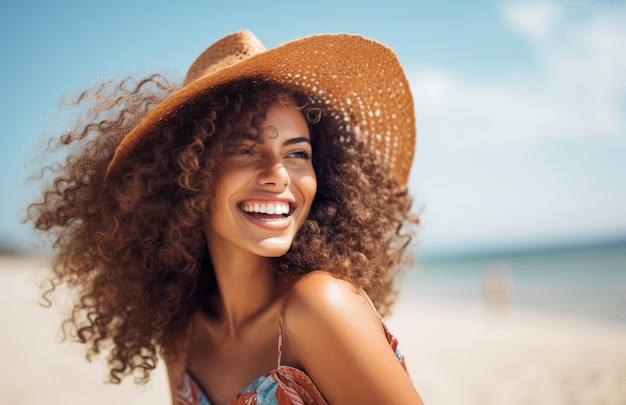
[282,271,376,331]
[286,270,364,305]
[281,270,385,359]
[280,271,424,404]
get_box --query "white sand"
[2,256,625,405]
[387,296,626,405]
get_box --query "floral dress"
[175,316,408,405]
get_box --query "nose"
[258,161,290,190]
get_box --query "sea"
[400,239,626,325]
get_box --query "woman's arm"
[283,271,424,405]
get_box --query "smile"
[239,201,292,217]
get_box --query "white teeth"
[242,202,289,215]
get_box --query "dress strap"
[359,288,385,323]
[277,315,284,368]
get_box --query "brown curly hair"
[27,75,418,385]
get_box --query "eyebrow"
[283,137,311,146]
[240,134,311,146]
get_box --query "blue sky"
[1,0,625,255]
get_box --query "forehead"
[236,103,310,142]
[263,103,310,136]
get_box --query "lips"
[239,200,293,217]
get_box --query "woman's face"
[205,102,317,258]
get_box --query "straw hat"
[105,30,415,185]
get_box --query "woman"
[27,30,423,404]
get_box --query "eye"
[288,150,311,159]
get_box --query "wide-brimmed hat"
[105,30,415,185]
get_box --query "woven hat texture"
[105,30,415,185]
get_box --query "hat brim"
[105,33,415,185]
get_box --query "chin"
[255,238,294,258]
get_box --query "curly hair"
[26,75,418,385]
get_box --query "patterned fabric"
[175,321,407,405]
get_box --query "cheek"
[208,172,239,216]
[298,169,317,195]
[300,174,317,211]
[213,167,247,197]
[309,177,318,200]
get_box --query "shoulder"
[282,271,377,328]
[281,271,385,356]
[286,270,364,305]
[280,271,423,404]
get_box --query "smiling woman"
[26,30,422,405]
[208,103,317,259]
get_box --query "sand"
[1,256,625,405]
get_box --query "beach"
[1,255,625,405]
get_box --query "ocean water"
[400,240,626,324]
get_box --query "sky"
[1,0,625,256]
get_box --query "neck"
[208,245,279,337]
